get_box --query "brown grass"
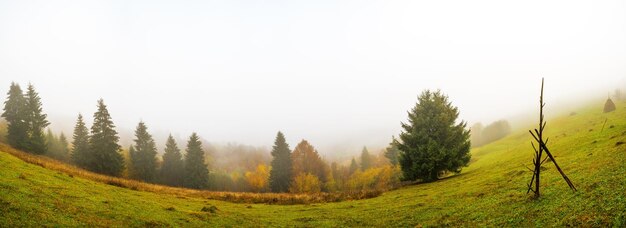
[0,143,381,205]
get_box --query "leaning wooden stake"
[526,78,576,198]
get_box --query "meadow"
[1,100,625,227]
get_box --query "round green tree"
[396,90,471,182]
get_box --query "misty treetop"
[349,157,358,175]
[45,129,69,162]
[360,147,372,171]
[470,120,512,148]
[396,90,471,182]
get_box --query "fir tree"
[184,133,209,189]
[396,90,471,182]
[2,82,29,151]
[349,158,358,175]
[384,137,400,166]
[58,132,69,161]
[160,134,184,186]
[129,121,158,182]
[45,128,66,161]
[127,145,136,177]
[268,131,292,193]
[71,114,91,168]
[360,147,371,171]
[24,83,49,154]
[88,99,124,176]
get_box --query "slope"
[1,101,625,227]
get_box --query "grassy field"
[1,101,625,227]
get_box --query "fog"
[1,0,625,158]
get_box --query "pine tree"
[396,90,471,182]
[129,121,158,182]
[71,114,91,168]
[127,145,136,177]
[88,99,124,176]
[184,133,209,189]
[58,132,69,161]
[160,134,184,186]
[349,158,358,175]
[384,137,400,166]
[268,131,292,193]
[45,128,62,160]
[360,147,371,171]
[2,82,29,151]
[24,83,49,154]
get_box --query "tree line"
[2,82,473,193]
[1,83,209,188]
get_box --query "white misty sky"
[0,0,625,156]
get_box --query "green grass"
[1,101,625,227]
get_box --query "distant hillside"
[1,101,625,227]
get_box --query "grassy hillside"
[1,101,625,227]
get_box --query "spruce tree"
[160,134,184,186]
[384,138,400,166]
[71,114,91,168]
[129,121,158,182]
[349,158,358,175]
[88,99,124,176]
[45,129,62,160]
[184,133,209,189]
[24,83,49,154]
[127,145,136,177]
[2,82,29,151]
[268,131,292,193]
[360,147,371,171]
[58,132,69,161]
[396,90,471,182]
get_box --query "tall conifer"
[130,121,158,182]
[184,133,209,189]
[71,114,91,168]
[89,99,124,176]
[268,131,292,192]
[360,147,371,171]
[160,134,184,186]
[396,90,471,182]
[2,83,29,150]
[24,83,49,154]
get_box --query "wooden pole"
[527,78,577,197]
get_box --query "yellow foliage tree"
[346,165,401,192]
[289,173,321,194]
[245,164,270,192]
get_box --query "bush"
[289,173,321,194]
[245,164,270,192]
[346,165,401,192]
